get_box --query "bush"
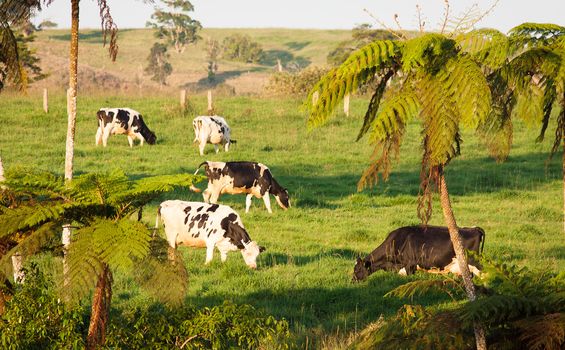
[264,66,330,96]
[222,34,264,63]
[0,264,85,349]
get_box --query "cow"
[155,200,265,269]
[95,108,156,147]
[352,225,485,282]
[192,161,290,214]
[192,116,235,156]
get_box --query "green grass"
[0,92,563,348]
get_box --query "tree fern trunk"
[86,263,113,350]
[438,173,486,350]
[65,0,79,181]
[562,134,564,233]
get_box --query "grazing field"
[0,92,563,347]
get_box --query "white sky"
[33,0,565,33]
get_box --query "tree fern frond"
[401,34,457,72]
[0,203,69,238]
[509,22,565,48]
[457,28,510,69]
[3,166,67,200]
[417,73,461,165]
[385,278,464,301]
[306,40,400,129]
[514,83,546,127]
[356,69,395,141]
[441,55,492,128]
[515,313,565,350]
[135,237,188,305]
[367,88,420,143]
[357,130,404,191]
[0,21,27,90]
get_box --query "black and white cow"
[193,161,290,214]
[155,200,265,269]
[192,116,235,155]
[352,225,485,281]
[96,108,156,147]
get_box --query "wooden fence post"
[312,91,319,106]
[180,89,187,109]
[62,224,72,289]
[343,93,350,117]
[12,253,24,283]
[0,155,5,182]
[43,88,49,113]
[207,89,213,115]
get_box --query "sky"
[32,0,565,33]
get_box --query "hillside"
[30,28,351,95]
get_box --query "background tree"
[306,33,491,349]
[327,23,395,66]
[146,0,201,54]
[145,42,172,85]
[222,33,264,63]
[0,167,201,348]
[37,19,58,30]
[205,37,220,83]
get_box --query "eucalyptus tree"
[0,168,201,348]
[146,0,202,54]
[306,33,490,349]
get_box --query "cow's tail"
[153,205,161,237]
[189,162,208,193]
[479,227,486,254]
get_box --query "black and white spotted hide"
[192,116,234,155]
[96,108,156,147]
[155,200,265,269]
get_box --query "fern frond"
[356,69,395,141]
[509,22,565,48]
[306,40,400,129]
[135,237,188,305]
[401,34,456,72]
[385,278,464,301]
[0,203,68,238]
[368,88,419,143]
[456,28,509,69]
[515,313,565,350]
[417,73,461,165]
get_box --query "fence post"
[12,253,24,283]
[343,93,350,117]
[43,88,49,113]
[312,91,319,106]
[207,89,213,115]
[0,155,5,182]
[62,224,72,289]
[180,89,187,109]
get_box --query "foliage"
[306,34,491,222]
[145,42,173,85]
[105,301,291,349]
[0,264,85,349]
[146,0,202,54]
[264,66,330,96]
[205,37,220,82]
[13,26,46,84]
[351,257,565,350]
[222,34,264,63]
[37,19,57,29]
[327,24,395,66]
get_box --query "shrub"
[222,34,264,63]
[264,66,330,96]
[0,264,85,349]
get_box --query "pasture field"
[0,91,563,348]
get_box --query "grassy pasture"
[0,92,563,347]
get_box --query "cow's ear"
[364,260,372,269]
[259,246,266,253]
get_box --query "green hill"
[30,28,351,94]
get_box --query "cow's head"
[275,188,290,210]
[146,131,157,145]
[352,257,372,282]
[240,240,266,269]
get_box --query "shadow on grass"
[49,29,133,43]
[271,151,561,208]
[261,248,360,267]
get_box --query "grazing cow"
[95,108,156,147]
[155,200,265,269]
[193,161,290,214]
[352,225,485,281]
[192,116,235,155]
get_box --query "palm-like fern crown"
[0,167,203,303]
[306,33,491,200]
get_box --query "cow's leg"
[220,250,228,262]
[214,144,219,153]
[95,127,103,146]
[102,129,111,147]
[199,141,205,156]
[262,194,273,214]
[224,141,230,152]
[245,194,253,213]
[209,190,221,204]
[205,243,215,265]
[202,188,212,203]
[138,133,144,146]
[127,135,134,148]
